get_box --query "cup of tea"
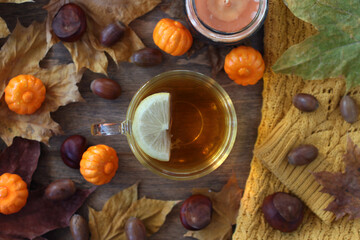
[91,70,237,180]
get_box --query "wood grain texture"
[0,1,263,239]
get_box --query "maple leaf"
[0,0,34,37]
[313,137,360,220]
[44,0,161,75]
[0,17,9,38]
[272,0,360,88]
[0,21,84,145]
[88,182,179,240]
[184,175,243,240]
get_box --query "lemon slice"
[132,92,171,161]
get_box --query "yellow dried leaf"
[0,17,9,38]
[0,21,84,145]
[44,0,161,75]
[185,175,243,240]
[88,183,179,240]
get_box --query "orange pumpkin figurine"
[224,46,265,86]
[0,173,29,215]
[4,74,46,115]
[80,144,119,185]
[153,18,193,56]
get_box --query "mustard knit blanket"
[233,0,360,238]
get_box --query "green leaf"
[272,0,360,88]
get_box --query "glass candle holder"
[185,0,268,44]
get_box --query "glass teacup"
[91,70,237,180]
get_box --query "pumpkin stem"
[0,186,8,198]
[22,91,34,103]
[238,67,251,77]
[104,162,115,175]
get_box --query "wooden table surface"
[0,1,263,239]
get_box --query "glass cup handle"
[91,120,131,136]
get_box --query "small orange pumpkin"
[80,145,119,185]
[224,46,265,86]
[153,18,193,56]
[4,74,46,115]
[0,173,29,215]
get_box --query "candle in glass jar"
[194,0,260,33]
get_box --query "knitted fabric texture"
[233,0,360,239]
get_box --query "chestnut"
[125,217,147,240]
[45,179,76,201]
[180,194,212,231]
[100,21,126,47]
[61,135,87,169]
[292,93,319,112]
[130,48,163,67]
[90,78,121,100]
[287,144,318,166]
[262,192,304,232]
[340,95,358,123]
[70,214,89,240]
[52,3,87,42]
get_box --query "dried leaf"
[0,21,84,145]
[160,0,186,20]
[0,137,40,186]
[184,175,243,240]
[208,45,224,78]
[313,137,360,220]
[272,0,360,88]
[0,17,9,38]
[88,183,179,240]
[0,188,95,239]
[44,0,161,75]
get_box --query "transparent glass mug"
[91,70,237,180]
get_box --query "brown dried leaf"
[0,17,9,38]
[160,0,186,20]
[314,137,360,220]
[0,187,95,239]
[88,183,179,240]
[0,137,40,186]
[184,175,243,240]
[208,45,224,78]
[44,0,161,75]
[0,21,84,145]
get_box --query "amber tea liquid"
[136,75,228,174]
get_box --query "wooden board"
[0,1,263,239]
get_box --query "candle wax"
[194,0,260,33]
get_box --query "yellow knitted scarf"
[233,0,360,238]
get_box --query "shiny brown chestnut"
[45,179,76,201]
[90,78,121,100]
[125,217,147,240]
[287,144,318,166]
[180,194,212,231]
[100,21,126,47]
[52,3,87,42]
[130,48,163,67]
[262,192,304,232]
[293,93,319,112]
[70,214,89,240]
[61,135,87,169]
[340,95,358,123]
